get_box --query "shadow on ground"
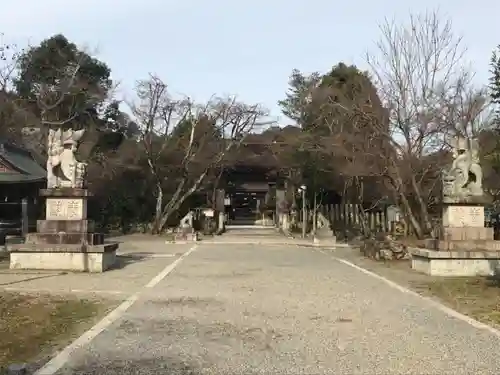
[0,272,67,286]
[485,275,500,287]
[111,254,150,270]
[62,358,206,375]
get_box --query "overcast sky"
[0,0,497,122]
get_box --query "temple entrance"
[227,190,267,225]
[222,166,279,226]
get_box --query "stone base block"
[10,251,116,272]
[25,232,104,245]
[442,227,494,241]
[424,238,500,251]
[313,236,336,247]
[9,243,118,272]
[40,188,92,197]
[37,219,95,233]
[174,232,198,242]
[411,248,500,276]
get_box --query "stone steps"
[223,224,281,239]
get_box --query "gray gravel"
[52,243,500,374]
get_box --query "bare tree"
[362,10,488,238]
[130,74,269,233]
[34,54,106,128]
[0,33,22,92]
[0,35,39,146]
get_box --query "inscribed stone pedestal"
[10,188,117,273]
[442,205,484,228]
[46,198,86,221]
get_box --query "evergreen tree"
[490,45,500,124]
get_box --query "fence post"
[21,198,29,237]
[369,212,375,231]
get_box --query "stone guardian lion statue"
[47,128,87,188]
[443,136,483,202]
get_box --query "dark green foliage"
[484,45,500,193]
[311,63,385,135]
[490,45,500,124]
[278,63,386,206]
[91,168,156,233]
[5,33,392,232]
[101,100,122,131]
[278,69,321,124]
[15,34,112,127]
[101,100,140,137]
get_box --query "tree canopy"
[0,10,496,238]
[490,45,500,125]
[15,34,112,128]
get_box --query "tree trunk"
[398,191,423,238]
[354,177,370,237]
[312,193,317,233]
[211,169,224,209]
[151,182,163,234]
[410,174,433,237]
[154,178,186,233]
[387,172,423,239]
[157,170,209,232]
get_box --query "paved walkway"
[4,236,500,374]
[31,241,500,373]
[0,239,193,298]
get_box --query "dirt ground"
[0,291,114,371]
[335,246,500,328]
[0,240,191,373]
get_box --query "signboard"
[203,209,214,217]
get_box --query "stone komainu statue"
[47,128,87,188]
[443,136,483,203]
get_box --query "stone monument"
[411,136,500,276]
[9,128,118,272]
[312,211,336,247]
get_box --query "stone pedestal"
[442,204,484,227]
[411,203,500,276]
[313,212,336,246]
[411,248,500,276]
[9,188,118,272]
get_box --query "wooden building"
[0,140,46,235]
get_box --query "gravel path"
[50,243,500,374]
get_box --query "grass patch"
[412,277,500,326]
[348,251,500,328]
[0,292,109,369]
[372,259,500,326]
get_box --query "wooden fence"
[316,203,405,236]
[0,198,39,238]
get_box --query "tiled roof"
[0,140,46,183]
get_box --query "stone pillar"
[215,189,226,233]
[276,189,291,231]
[276,189,285,227]
[21,198,28,237]
[9,188,118,272]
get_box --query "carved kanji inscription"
[46,198,84,220]
[443,205,485,227]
